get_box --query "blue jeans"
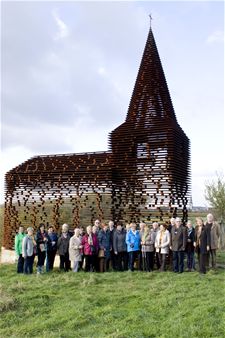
[173,251,184,273]
[46,250,56,271]
[187,251,195,270]
[72,261,79,272]
[128,251,139,271]
[24,255,34,274]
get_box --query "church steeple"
[126,27,177,124]
[110,25,190,222]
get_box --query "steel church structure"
[3,28,190,249]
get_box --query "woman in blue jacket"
[126,223,141,271]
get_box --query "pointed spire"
[126,26,177,124]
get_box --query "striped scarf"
[142,229,149,243]
[88,234,93,246]
[159,230,165,246]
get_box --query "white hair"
[86,225,92,233]
[207,213,214,221]
[62,223,69,230]
[74,228,80,236]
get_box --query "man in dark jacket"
[205,213,220,269]
[57,223,71,272]
[186,220,195,271]
[170,218,187,273]
[198,222,210,274]
[113,223,127,271]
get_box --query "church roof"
[6,152,113,188]
[126,28,177,125]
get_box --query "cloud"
[2,1,148,153]
[52,8,69,40]
[206,30,224,44]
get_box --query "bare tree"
[205,173,225,249]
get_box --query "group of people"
[14,213,221,275]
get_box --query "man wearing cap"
[57,223,71,272]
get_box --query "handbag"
[90,245,96,255]
[39,243,45,252]
[98,249,105,258]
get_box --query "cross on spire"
[149,13,153,28]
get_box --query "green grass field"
[1,205,225,337]
[0,254,225,338]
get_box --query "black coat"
[109,229,115,250]
[186,228,195,252]
[171,225,187,251]
[35,230,49,254]
[198,225,210,254]
[113,229,126,253]
[57,233,71,255]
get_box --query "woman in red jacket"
[82,226,99,272]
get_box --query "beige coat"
[141,230,155,252]
[210,222,221,250]
[155,230,170,254]
[69,235,82,262]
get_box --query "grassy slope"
[0,258,225,338]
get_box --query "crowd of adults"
[14,213,221,275]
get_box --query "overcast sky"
[1,1,224,206]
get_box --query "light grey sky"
[1,1,224,206]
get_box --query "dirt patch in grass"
[0,285,17,313]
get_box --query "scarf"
[197,226,202,243]
[188,228,193,237]
[88,233,93,246]
[142,229,149,243]
[159,230,165,245]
